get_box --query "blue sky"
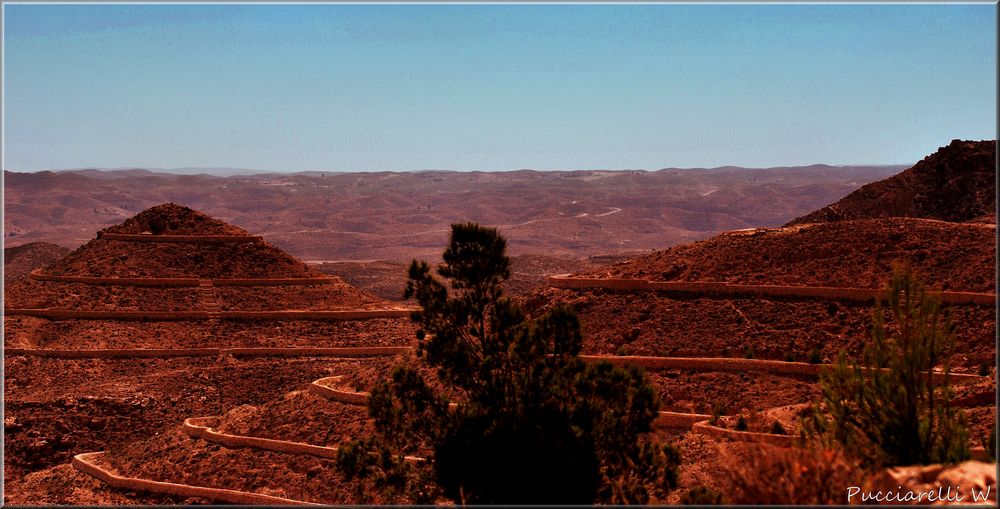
[3,4,995,172]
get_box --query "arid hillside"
[540,141,996,370]
[4,204,390,312]
[5,165,904,261]
[316,253,633,300]
[4,204,417,493]
[5,145,995,506]
[589,218,995,292]
[786,139,995,226]
[4,242,70,287]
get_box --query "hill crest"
[5,204,388,311]
[785,140,996,226]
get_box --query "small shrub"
[622,327,641,343]
[615,345,628,356]
[723,446,864,504]
[743,348,755,359]
[978,362,991,377]
[681,486,724,505]
[806,265,971,467]
[735,415,748,432]
[783,351,797,363]
[984,427,997,461]
[769,420,787,435]
[826,301,839,316]
[808,348,823,365]
[710,402,726,426]
[148,216,167,234]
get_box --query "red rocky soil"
[5,165,905,262]
[6,172,996,504]
[214,284,385,311]
[647,371,819,415]
[6,464,196,505]
[4,241,70,286]
[37,204,329,279]
[3,355,396,499]
[213,391,375,448]
[3,203,419,504]
[44,239,321,278]
[4,279,202,311]
[4,316,417,349]
[591,218,994,292]
[525,289,995,371]
[317,253,634,301]
[97,430,366,504]
[101,203,251,236]
[786,139,996,226]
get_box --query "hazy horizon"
[4,4,995,172]
[3,161,914,176]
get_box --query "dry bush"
[721,444,865,505]
[680,485,725,505]
[807,265,971,467]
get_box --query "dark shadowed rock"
[786,140,996,226]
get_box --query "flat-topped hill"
[586,218,994,292]
[786,140,996,226]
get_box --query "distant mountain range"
[5,163,907,261]
[5,163,907,178]
[35,167,277,177]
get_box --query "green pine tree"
[805,264,970,467]
[337,223,679,504]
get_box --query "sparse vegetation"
[806,265,970,467]
[710,402,726,426]
[743,348,755,359]
[681,485,724,505]
[735,415,748,431]
[148,215,167,234]
[808,348,823,365]
[984,428,997,461]
[826,301,839,316]
[978,362,991,377]
[336,223,679,504]
[769,420,787,435]
[723,446,864,504]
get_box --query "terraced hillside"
[11,345,991,505]
[4,204,389,313]
[536,217,994,372]
[590,218,995,292]
[3,205,418,501]
[5,142,995,504]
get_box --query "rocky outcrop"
[786,140,996,226]
[866,460,996,505]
